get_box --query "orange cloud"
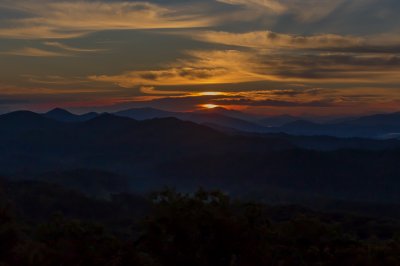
[89,45,400,89]
[0,1,215,39]
[192,30,364,50]
[89,50,278,87]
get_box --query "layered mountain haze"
[259,114,300,127]
[113,107,400,138]
[2,107,400,204]
[269,115,400,138]
[115,107,265,132]
[44,108,98,122]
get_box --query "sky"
[1,0,400,116]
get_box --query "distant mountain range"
[268,115,400,138]
[11,107,400,139]
[114,107,400,138]
[258,114,300,127]
[3,108,400,203]
[0,110,293,174]
[115,107,265,132]
[43,108,98,123]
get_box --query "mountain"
[3,110,400,203]
[195,107,261,121]
[258,133,400,151]
[0,110,60,132]
[266,120,355,137]
[81,113,138,132]
[115,107,179,120]
[0,112,293,175]
[259,115,302,127]
[179,112,265,132]
[275,120,327,135]
[44,108,98,122]
[116,108,400,137]
[342,112,400,127]
[115,107,266,132]
[44,108,78,122]
[263,112,400,138]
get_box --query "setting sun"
[197,92,225,96]
[200,104,219,109]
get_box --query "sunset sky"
[1,0,400,115]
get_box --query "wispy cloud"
[1,42,105,57]
[89,45,400,88]
[1,47,70,57]
[88,50,274,87]
[140,86,188,96]
[190,30,400,54]
[191,30,364,50]
[217,0,347,22]
[43,42,105,53]
[21,74,89,85]
[213,98,335,107]
[0,0,214,39]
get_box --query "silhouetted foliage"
[1,183,400,265]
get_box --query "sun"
[198,91,224,96]
[200,104,219,109]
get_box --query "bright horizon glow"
[200,104,219,109]
[197,92,225,96]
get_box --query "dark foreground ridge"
[2,182,400,266]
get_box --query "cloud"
[190,30,400,54]
[217,0,287,14]
[1,47,70,57]
[0,0,214,39]
[2,1,400,114]
[89,43,400,90]
[96,94,220,112]
[97,88,338,111]
[216,0,347,22]
[89,50,275,87]
[212,98,335,107]
[1,42,105,57]
[140,86,188,96]
[267,53,400,82]
[200,88,339,107]
[182,30,400,84]
[43,42,105,53]
[90,67,230,87]
[21,74,90,85]
[192,30,364,50]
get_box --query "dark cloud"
[311,45,400,54]
[103,95,218,112]
[213,98,335,107]
[262,53,400,80]
[272,0,400,35]
[137,68,227,82]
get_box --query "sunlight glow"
[201,104,219,109]
[198,91,224,96]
